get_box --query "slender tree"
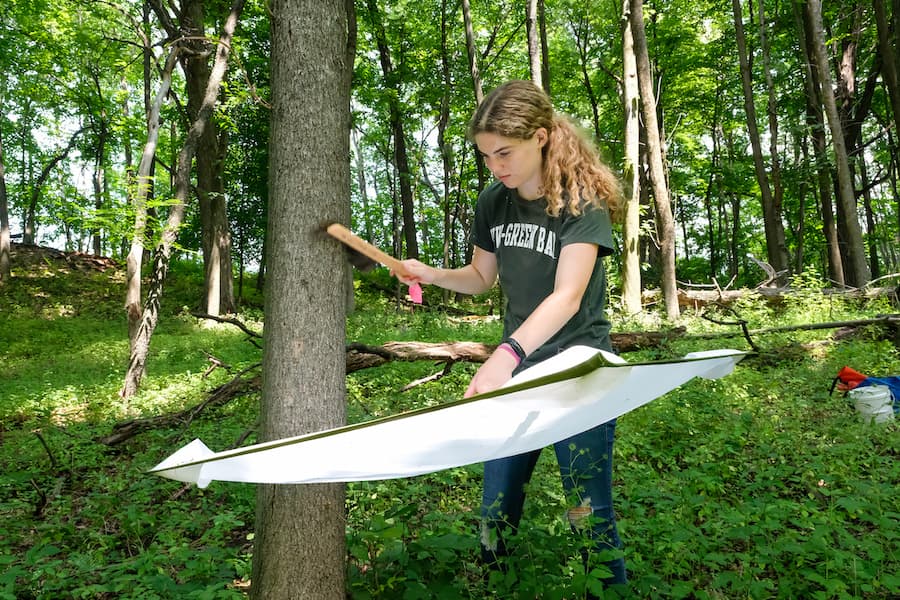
[462,0,484,105]
[630,0,679,319]
[731,0,790,283]
[122,0,245,398]
[126,49,180,344]
[758,0,789,275]
[22,127,85,245]
[0,122,9,282]
[249,0,354,597]
[365,0,419,259]
[620,0,641,314]
[874,0,900,138]
[149,0,237,316]
[527,0,542,88]
[805,0,870,286]
[793,0,844,285]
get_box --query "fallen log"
[346,329,687,373]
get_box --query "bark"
[0,123,9,282]
[758,0,790,277]
[366,0,419,259]
[874,0,900,141]
[249,0,354,597]
[438,0,454,302]
[122,0,245,399]
[570,10,603,140]
[346,333,684,371]
[731,0,789,284]
[462,0,484,105]
[126,49,179,344]
[805,0,870,286]
[794,0,844,285]
[703,82,723,280]
[88,70,108,257]
[185,0,237,316]
[630,0,679,319]
[620,0,641,314]
[462,0,489,192]
[859,161,880,279]
[150,0,236,316]
[538,0,550,95]
[526,0,541,88]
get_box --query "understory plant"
[1,263,898,599]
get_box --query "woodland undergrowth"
[1,259,898,599]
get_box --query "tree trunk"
[859,160,881,279]
[121,0,244,399]
[462,0,489,193]
[126,50,179,345]
[874,0,900,140]
[462,0,484,105]
[178,0,237,316]
[703,80,723,280]
[731,0,789,285]
[758,0,790,277]
[805,0,870,286]
[249,0,353,597]
[720,127,742,279]
[526,0,541,89]
[89,70,108,257]
[150,0,237,316]
[570,10,602,140]
[538,0,550,95]
[630,0,679,319]
[366,0,419,259]
[620,0,641,314]
[22,127,84,245]
[438,0,454,302]
[794,0,844,285]
[0,123,9,282]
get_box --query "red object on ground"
[834,366,869,391]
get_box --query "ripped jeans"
[479,419,627,586]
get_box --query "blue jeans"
[479,419,627,586]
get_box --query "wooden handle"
[326,223,411,278]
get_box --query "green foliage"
[2,256,899,599]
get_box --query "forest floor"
[1,244,899,599]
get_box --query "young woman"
[395,79,627,589]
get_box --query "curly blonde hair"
[468,80,622,220]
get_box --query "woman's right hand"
[392,259,437,286]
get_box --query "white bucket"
[850,385,895,424]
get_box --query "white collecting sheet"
[150,346,746,488]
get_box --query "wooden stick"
[326,223,411,278]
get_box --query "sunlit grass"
[1,256,898,599]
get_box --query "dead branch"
[192,312,263,348]
[402,360,457,391]
[691,314,900,340]
[202,351,232,377]
[99,363,261,446]
[33,430,58,470]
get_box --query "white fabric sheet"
[150,346,745,488]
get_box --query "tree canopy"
[1,0,898,309]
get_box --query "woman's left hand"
[464,349,519,397]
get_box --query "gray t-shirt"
[471,181,615,367]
